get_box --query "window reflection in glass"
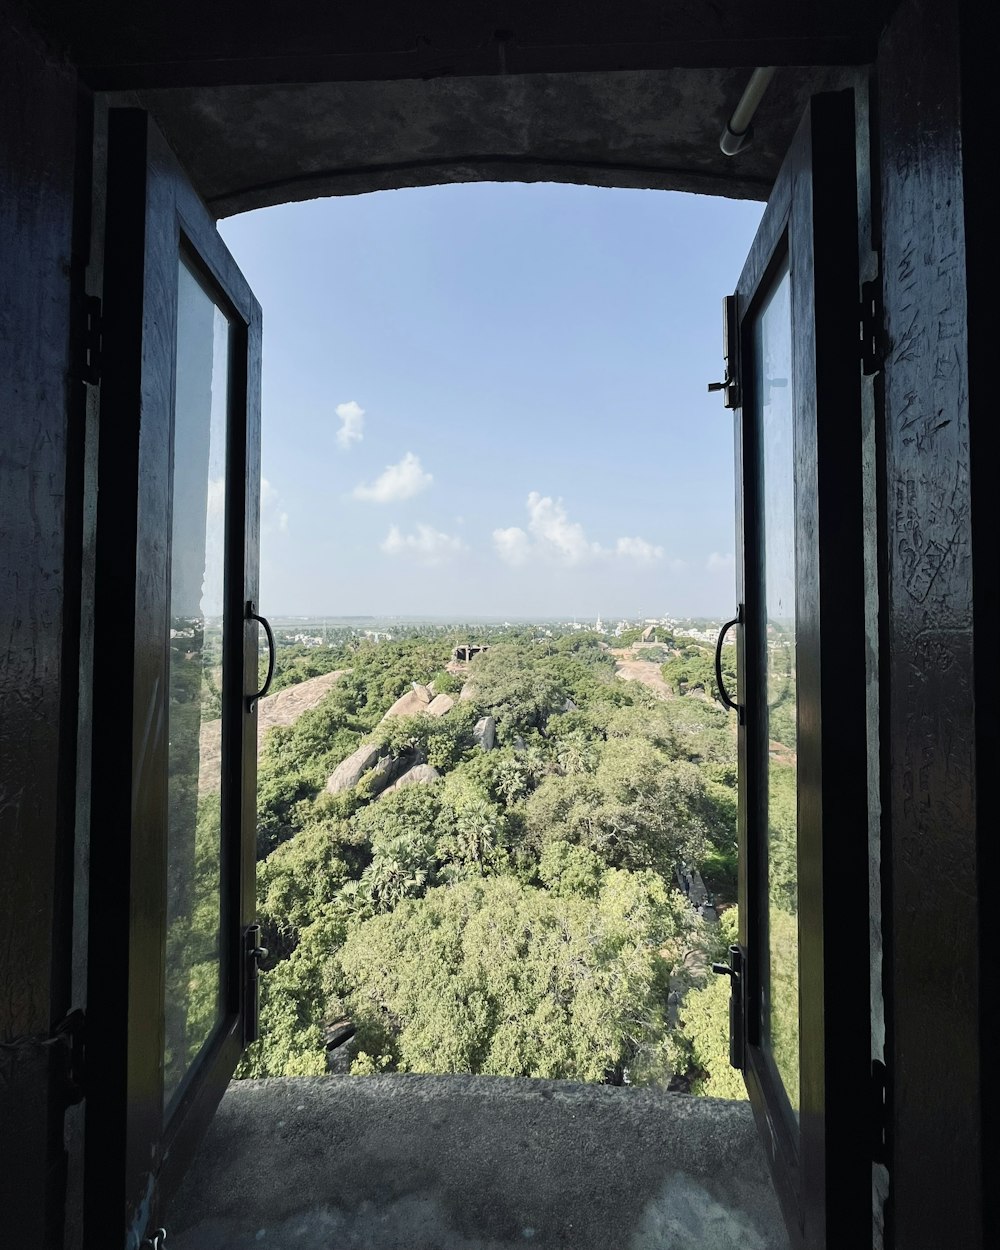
[754,257,800,1113]
[163,258,230,1110]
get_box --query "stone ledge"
[167,1075,788,1249]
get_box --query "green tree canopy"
[339,871,686,1084]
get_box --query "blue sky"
[219,183,763,620]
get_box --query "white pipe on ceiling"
[720,67,777,156]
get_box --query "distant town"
[267,614,732,650]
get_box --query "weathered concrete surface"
[167,1075,787,1250]
[135,67,852,217]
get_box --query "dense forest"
[210,625,759,1099]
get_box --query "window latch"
[707,293,741,408]
[243,924,269,1047]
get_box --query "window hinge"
[79,294,103,386]
[871,1058,889,1164]
[860,276,883,376]
[0,1008,86,1107]
[53,1007,87,1105]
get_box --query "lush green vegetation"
[660,640,737,702]
[236,627,746,1095]
[164,622,224,1101]
[265,642,351,693]
[765,632,800,1105]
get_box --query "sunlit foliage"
[239,629,744,1094]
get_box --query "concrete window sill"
[167,1074,788,1249]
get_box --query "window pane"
[164,258,230,1110]
[754,258,800,1112]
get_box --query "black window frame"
[84,108,262,1248]
[731,90,872,1250]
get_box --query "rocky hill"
[198,669,347,796]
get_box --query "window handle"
[246,600,275,712]
[715,605,743,722]
[712,944,746,1071]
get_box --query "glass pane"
[164,258,231,1110]
[754,257,800,1112]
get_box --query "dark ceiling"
[17,1,891,214]
[135,66,853,216]
[24,1,891,87]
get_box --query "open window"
[715,91,872,1249]
[85,111,265,1247]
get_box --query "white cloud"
[615,535,665,565]
[493,526,532,566]
[493,492,667,569]
[707,551,735,572]
[207,476,226,520]
[381,523,467,564]
[335,400,365,449]
[523,492,599,564]
[353,451,432,504]
[491,492,599,566]
[261,477,289,534]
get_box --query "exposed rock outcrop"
[362,753,398,797]
[425,693,455,717]
[326,743,429,797]
[380,684,455,723]
[473,715,496,751]
[381,686,433,721]
[325,742,381,795]
[384,763,440,793]
[199,668,348,797]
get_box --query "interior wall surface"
[0,6,82,1248]
[877,0,983,1246]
